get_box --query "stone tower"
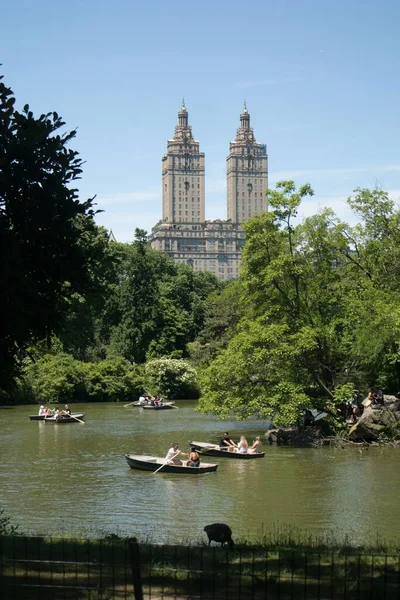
[161,100,205,223]
[226,102,268,223]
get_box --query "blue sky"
[2,0,400,241]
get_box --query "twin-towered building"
[150,101,268,280]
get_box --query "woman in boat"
[248,436,262,453]
[186,448,200,468]
[237,436,249,454]
[64,405,71,414]
[39,405,46,416]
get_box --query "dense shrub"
[20,355,143,404]
[23,353,86,404]
[144,358,199,399]
[83,359,144,402]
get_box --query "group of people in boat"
[165,433,262,467]
[138,393,165,407]
[219,432,262,454]
[166,444,200,467]
[346,388,385,424]
[38,405,72,417]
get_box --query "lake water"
[1,401,399,545]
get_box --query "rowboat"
[131,400,175,407]
[125,454,218,474]
[44,413,85,424]
[189,440,265,459]
[142,402,177,410]
[29,412,85,421]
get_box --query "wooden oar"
[124,401,136,408]
[153,451,181,474]
[68,414,85,424]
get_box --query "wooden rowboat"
[43,413,85,424]
[189,440,265,459]
[142,402,177,410]
[29,412,85,421]
[125,454,218,474]
[131,400,175,407]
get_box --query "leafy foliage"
[144,358,199,399]
[20,355,142,404]
[0,509,18,535]
[199,182,400,426]
[106,232,221,363]
[0,74,112,389]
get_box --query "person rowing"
[165,443,187,465]
[219,432,237,451]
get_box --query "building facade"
[150,102,268,280]
[227,102,268,224]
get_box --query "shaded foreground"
[1,535,400,599]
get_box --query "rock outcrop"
[265,427,322,447]
[348,399,400,442]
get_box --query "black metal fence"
[1,535,400,599]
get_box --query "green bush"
[84,359,144,402]
[19,355,144,404]
[23,353,86,404]
[144,358,199,399]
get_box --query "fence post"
[128,538,143,600]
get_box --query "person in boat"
[165,443,186,466]
[64,405,71,414]
[248,436,262,453]
[54,409,61,417]
[219,432,237,450]
[186,447,200,468]
[154,397,160,407]
[237,436,249,454]
[39,405,46,416]
[138,395,146,406]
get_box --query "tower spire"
[181,97,186,111]
[240,101,250,129]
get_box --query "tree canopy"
[0,74,112,390]
[198,182,400,424]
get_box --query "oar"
[68,414,85,424]
[153,451,181,474]
[124,401,136,408]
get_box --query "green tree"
[188,279,243,368]
[144,358,199,399]
[199,182,360,423]
[0,74,110,390]
[107,238,221,363]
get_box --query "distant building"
[150,102,268,280]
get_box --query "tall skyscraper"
[227,102,268,223]
[161,100,205,223]
[151,102,268,280]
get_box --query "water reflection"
[1,402,400,544]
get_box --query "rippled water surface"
[1,402,399,544]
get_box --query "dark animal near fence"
[204,523,234,548]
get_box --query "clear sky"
[1,0,400,241]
